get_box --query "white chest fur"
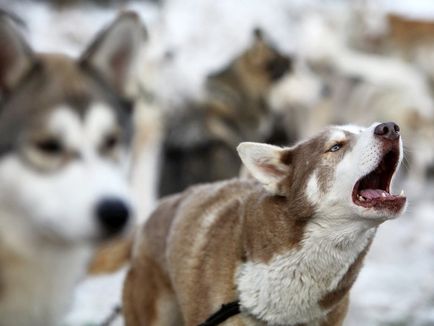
[236,222,375,325]
[0,243,92,326]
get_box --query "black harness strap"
[99,305,122,326]
[198,301,241,326]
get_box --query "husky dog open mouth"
[352,122,406,214]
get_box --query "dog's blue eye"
[329,144,342,152]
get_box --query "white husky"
[0,12,146,326]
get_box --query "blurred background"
[1,0,434,325]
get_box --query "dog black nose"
[95,198,130,236]
[374,122,400,141]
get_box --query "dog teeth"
[400,189,405,197]
[381,192,386,197]
[358,195,365,201]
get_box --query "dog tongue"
[360,189,388,199]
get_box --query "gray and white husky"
[0,11,146,326]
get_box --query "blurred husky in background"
[0,12,146,326]
[271,13,434,184]
[386,13,434,86]
[158,28,292,197]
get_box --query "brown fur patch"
[388,14,434,49]
[88,235,133,275]
[277,133,326,196]
[123,246,181,326]
[165,181,247,325]
[320,294,349,326]
[242,193,312,263]
[143,193,185,269]
[123,195,186,325]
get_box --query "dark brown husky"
[158,28,292,197]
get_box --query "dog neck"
[236,194,376,325]
[305,214,378,249]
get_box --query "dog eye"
[328,143,342,152]
[101,133,120,153]
[35,139,63,155]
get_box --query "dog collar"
[198,301,240,326]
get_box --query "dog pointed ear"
[80,12,147,97]
[0,13,34,95]
[237,142,292,195]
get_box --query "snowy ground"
[1,0,434,325]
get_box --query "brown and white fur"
[123,122,407,325]
[0,12,146,326]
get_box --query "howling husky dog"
[124,122,407,326]
[0,12,146,326]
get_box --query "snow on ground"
[1,1,434,325]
